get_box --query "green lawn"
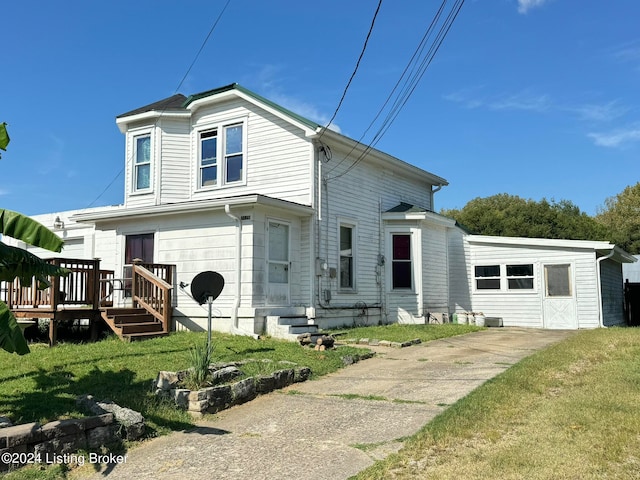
[331,323,483,343]
[353,327,640,480]
[0,331,367,435]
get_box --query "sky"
[1,0,639,217]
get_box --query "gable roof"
[115,83,448,187]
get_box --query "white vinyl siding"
[159,118,191,203]
[190,99,312,205]
[467,240,601,328]
[448,227,472,314]
[422,223,449,312]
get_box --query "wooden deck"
[1,258,175,345]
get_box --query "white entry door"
[267,221,290,305]
[543,263,577,329]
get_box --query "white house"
[11,84,635,338]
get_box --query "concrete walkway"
[84,328,573,480]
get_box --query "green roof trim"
[182,83,321,130]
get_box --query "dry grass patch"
[353,328,640,480]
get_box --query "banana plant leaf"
[0,209,63,252]
[0,242,69,286]
[0,301,29,355]
[0,122,9,154]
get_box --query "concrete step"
[288,324,319,334]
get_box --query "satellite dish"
[190,271,225,305]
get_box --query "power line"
[317,0,383,142]
[86,0,232,209]
[326,0,465,181]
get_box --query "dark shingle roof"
[116,84,320,131]
[116,94,188,119]
[385,202,430,213]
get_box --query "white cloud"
[444,89,552,113]
[517,0,550,14]
[588,126,640,148]
[569,101,628,123]
[609,40,640,63]
[490,92,552,112]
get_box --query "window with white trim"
[133,134,151,191]
[198,122,244,188]
[392,234,412,289]
[507,264,534,290]
[339,224,355,290]
[475,265,500,290]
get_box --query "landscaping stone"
[86,424,118,449]
[155,364,314,415]
[0,413,122,472]
[256,375,276,394]
[212,366,242,383]
[76,395,145,440]
[0,416,12,428]
[231,378,257,406]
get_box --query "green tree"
[0,123,68,355]
[595,182,640,254]
[441,193,608,241]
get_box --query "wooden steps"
[100,307,167,341]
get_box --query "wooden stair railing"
[131,261,174,334]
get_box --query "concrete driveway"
[83,328,573,480]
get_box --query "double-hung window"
[474,264,536,291]
[506,264,534,290]
[339,224,355,290]
[199,130,217,187]
[198,122,244,188]
[475,265,501,290]
[133,134,151,191]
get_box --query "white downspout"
[596,249,616,328]
[225,204,258,338]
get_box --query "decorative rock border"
[155,365,312,416]
[342,338,422,348]
[0,396,144,472]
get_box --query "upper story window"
[200,130,218,187]
[198,122,245,189]
[134,134,151,191]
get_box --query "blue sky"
[1,0,639,216]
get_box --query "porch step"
[265,316,318,341]
[100,307,167,341]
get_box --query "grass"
[331,323,483,343]
[352,327,640,480]
[0,331,366,435]
[0,323,487,479]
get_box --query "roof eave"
[71,195,313,223]
[312,128,448,187]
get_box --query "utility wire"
[317,0,383,142]
[325,0,448,176]
[326,0,465,181]
[86,0,232,209]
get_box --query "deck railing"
[1,258,100,310]
[131,261,174,333]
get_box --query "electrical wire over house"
[325,0,466,181]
